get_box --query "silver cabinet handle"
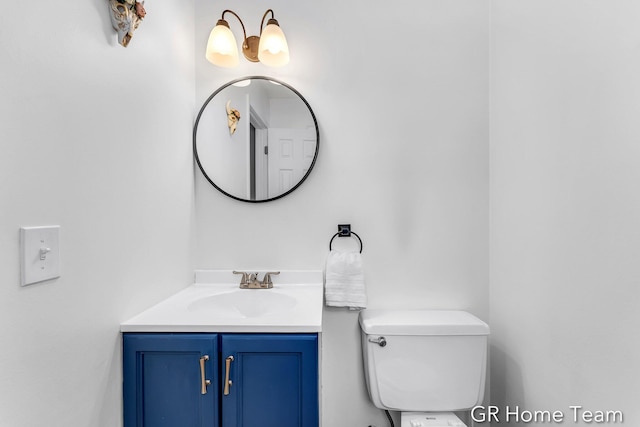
[199,355,211,394]
[223,355,234,395]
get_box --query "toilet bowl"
[359,309,490,427]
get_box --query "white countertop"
[120,270,324,333]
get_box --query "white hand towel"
[324,250,367,310]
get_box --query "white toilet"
[359,309,490,427]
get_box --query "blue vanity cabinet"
[123,333,319,427]
[221,334,319,427]
[123,334,219,427]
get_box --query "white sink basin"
[120,270,323,333]
[188,290,297,318]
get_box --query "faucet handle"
[232,271,249,285]
[261,271,280,287]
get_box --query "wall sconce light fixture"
[205,9,289,68]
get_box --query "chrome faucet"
[233,271,280,289]
[261,271,280,288]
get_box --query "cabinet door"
[123,334,219,427]
[221,334,319,427]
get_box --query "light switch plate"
[20,226,61,286]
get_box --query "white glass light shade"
[205,24,239,67]
[257,23,289,67]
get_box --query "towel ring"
[329,224,363,253]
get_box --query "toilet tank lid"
[359,309,490,336]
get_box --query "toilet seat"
[400,412,465,427]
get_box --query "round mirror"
[194,76,319,203]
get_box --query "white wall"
[0,2,195,426]
[194,1,490,426]
[270,98,314,129]
[490,1,640,425]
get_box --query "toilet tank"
[359,309,489,412]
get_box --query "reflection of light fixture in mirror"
[232,79,251,87]
[205,9,289,68]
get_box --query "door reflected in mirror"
[194,77,319,203]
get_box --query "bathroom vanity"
[120,270,323,427]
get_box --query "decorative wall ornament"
[108,0,146,47]
[225,100,241,135]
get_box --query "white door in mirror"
[20,226,60,286]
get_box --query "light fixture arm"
[259,9,276,35]
[221,9,248,48]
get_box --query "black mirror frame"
[193,76,320,203]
